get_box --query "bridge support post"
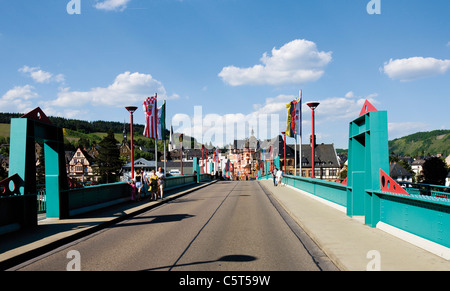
[347,103,388,227]
[8,108,68,220]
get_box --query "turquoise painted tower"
[346,101,389,227]
[9,108,68,219]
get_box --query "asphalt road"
[13,181,328,271]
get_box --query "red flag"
[143,96,157,139]
[214,148,219,163]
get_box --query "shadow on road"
[112,214,195,227]
[140,254,258,271]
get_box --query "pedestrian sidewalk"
[259,179,450,271]
[0,180,217,270]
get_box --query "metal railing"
[30,174,208,214]
[400,182,450,199]
[36,185,46,213]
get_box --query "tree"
[97,130,122,183]
[36,143,45,185]
[422,157,448,186]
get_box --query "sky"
[0,0,449,149]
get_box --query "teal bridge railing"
[259,174,450,260]
[20,173,213,217]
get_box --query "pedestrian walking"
[273,168,278,186]
[156,167,165,199]
[142,170,148,199]
[276,169,283,186]
[134,168,144,201]
[147,169,158,201]
[128,179,136,201]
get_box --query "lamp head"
[125,106,138,114]
[306,102,320,110]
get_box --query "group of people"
[129,167,165,202]
[272,168,283,186]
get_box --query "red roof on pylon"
[359,100,378,117]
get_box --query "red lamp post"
[179,134,184,176]
[202,144,206,174]
[306,102,320,179]
[125,106,138,179]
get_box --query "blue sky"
[0,0,449,149]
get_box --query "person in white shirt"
[156,167,165,199]
[276,169,283,186]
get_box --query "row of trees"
[419,157,449,186]
[0,113,145,135]
[35,130,123,184]
[389,155,449,186]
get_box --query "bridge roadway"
[6,180,336,271]
[3,179,449,271]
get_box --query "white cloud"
[252,94,295,115]
[19,66,65,84]
[313,93,379,123]
[51,71,178,108]
[0,85,39,113]
[383,57,450,81]
[345,91,356,98]
[94,0,131,11]
[219,39,332,86]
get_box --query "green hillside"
[2,114,448,158]
[388,130,450,157]
[0,123,10,138]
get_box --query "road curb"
[257,181,344,271]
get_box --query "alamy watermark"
[171,105,281,154]
[366,250,381,271]
[66,250,81,271]
[367,0,381,15]
[67,0,81,15]
[66,1,381,15]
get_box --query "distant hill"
[388,130,450,157]
[0,112,145,134]
[0,112,198,149]
[1,113,448,157]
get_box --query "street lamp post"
[125,106,138,179]
[281,131,286,174]
[306,102,320,179]
[179,134,184,176]
[202,144,206,174]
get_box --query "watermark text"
[67,0,81,15]
[367,0,381,15]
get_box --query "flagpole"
[298,90,302,177]
[155,93,158,172]
[294,136,297,176]
[163,100,167,175]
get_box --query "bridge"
[0,103,449,272]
